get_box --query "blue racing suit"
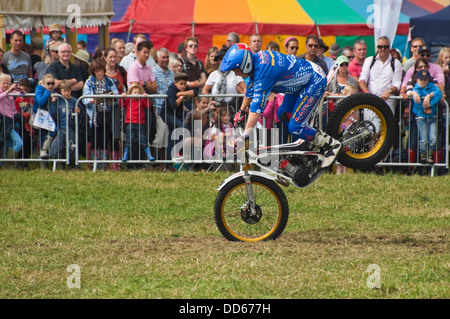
[245,50,327,141]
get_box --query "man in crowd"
[348,39,367,81]
[359,36,403,114]
[47,43,84,98]
[181,36,207,89]
[317,39,334,72]
[120,34,156,72]
[226,32,240,48]
[297,35,328,75]
[152,47,175,115]
[112,39,126,64]
[249,34,263,53]
[2,30,33,82]
[403,37,426,73]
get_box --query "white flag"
[373,0,403,48]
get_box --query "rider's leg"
[287,72,342,168]
[276,93,299,124]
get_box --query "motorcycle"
[214,64,395,242]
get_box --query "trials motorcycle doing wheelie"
[213,63,395,242]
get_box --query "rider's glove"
[234,110,248,128]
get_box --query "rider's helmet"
[220,43,254,74]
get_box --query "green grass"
[0,169,448,298]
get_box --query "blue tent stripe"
[401,1,432,19]
[111,0,132,22]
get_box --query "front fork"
[239,137,257,215]
[242,169,257,215]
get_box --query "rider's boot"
[312,130,342,168]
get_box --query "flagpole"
[404,25,414,60]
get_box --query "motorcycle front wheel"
[214,175,289,242]
[326,93,395,170]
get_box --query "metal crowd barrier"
[1,93,71,171]
[1,92,448,176]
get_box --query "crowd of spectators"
[0,26,448,173]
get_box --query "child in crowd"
[82,58,119,167]
[164,72,197,160]
[49,80,80,165]
[44,24,65,56]
[0,73,24,164]
[33,73,58,159]
[203,104,220,159]
[177,96,211,162]
[14,79,34,161]
[120,84,155,162]
[411,70,442,164]
[203,105,234,160]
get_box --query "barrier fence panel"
[1,92,448,176]
[1,93,71,171]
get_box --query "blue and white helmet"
[220,43,254,74]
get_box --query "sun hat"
[73,50,90,65]
[284,36,298,48]
[318,39,329,52]
[329,43,341,56]
[49,24,62,33]
[336,55,349,65]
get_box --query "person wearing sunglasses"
[403,37,426,73]
[416,47,445,94]
[297,35,328,75]
[325,55,358,101]
[284,37,299,56]
[32,74,59,159]
[181,36,207,90]
[359,36,403,113]
[317,39,334,72]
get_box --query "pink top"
[127,59,156,88]
[348,59,363,78]
[401,62,445,89]
[0,90,18,119]
[258,93,284,129]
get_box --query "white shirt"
[205,70,244,102]
[119,52,156,72]
[359,55,403,111]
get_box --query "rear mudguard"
[217,171,277,191]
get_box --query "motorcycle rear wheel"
[214,175,289,242]
[326,93,395,170]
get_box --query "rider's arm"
[239,96,252,112]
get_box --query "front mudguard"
[217,170,277,191]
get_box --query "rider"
[220,43,342,168]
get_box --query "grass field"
[0,169,448,299]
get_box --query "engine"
[279,155,320,187]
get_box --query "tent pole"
[192,21,195,37]
[0,15,5,49]
[127,19,135,43]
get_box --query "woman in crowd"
[104,47,128,170]
[82,58,119,170]
[202,49,246,106]
[204,47,219,77]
